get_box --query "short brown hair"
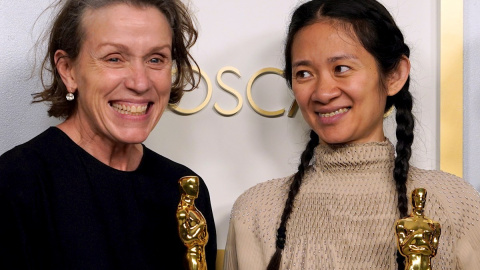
[33,0,199,119]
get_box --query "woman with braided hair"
[224,0,480,269]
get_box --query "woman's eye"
[106,57,121,63]
[149,54,169,65]
[295,70,312,79]
[149,58,162,64]
[334,65,350,73]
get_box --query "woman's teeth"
[111,103,148,115]
[319,108,349,117]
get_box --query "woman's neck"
[57,120,143,171]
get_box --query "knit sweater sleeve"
[223,213,239,270]
[456,220,480,269]
[223,192,267,270]
[410,168,480,269]
[453,182,480,269]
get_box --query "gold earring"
[383,105,394,118]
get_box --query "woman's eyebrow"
[292,60,312,68]
[95,43,171,53]
[327,54,358,63]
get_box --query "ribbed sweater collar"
[313,140,395,174]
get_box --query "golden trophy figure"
[176,176,209,270]
[395,188,441,270]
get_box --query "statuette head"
[179,176,200,199]
[412,188,427,212]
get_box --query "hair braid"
[267,130,319,270]
[390,79,414,270]
[393,87,413,218]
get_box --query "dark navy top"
[0,127,217,269]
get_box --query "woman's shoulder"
[230,176,291,220]
[409,167,479,197]
[1,128,58,172]
[0,128,61,198]
[1,127,57,157]
[140,146,198,178]
[139,147,216,200]
[1,127,69,167]
[409,167,480,229]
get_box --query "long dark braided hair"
[267,0,414,269]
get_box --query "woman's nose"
[312,75,341,104]
[125,62,150,93]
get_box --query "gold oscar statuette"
[395,188,441,270]
[177,176,209,270]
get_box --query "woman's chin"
[316,132,349,145]
[110,129,151,145]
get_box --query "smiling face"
[291,21,389,145]
[60,3,173,145]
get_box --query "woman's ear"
[54,50,77,92]
[386,55,410,96]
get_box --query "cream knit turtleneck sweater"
[223,141,480,270]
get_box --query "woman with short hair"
[0,1,217,269]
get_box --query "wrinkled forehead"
[80,2,168,26]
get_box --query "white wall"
[0,0,443,249]
[464,0,480,191]
[0,0,61,151]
